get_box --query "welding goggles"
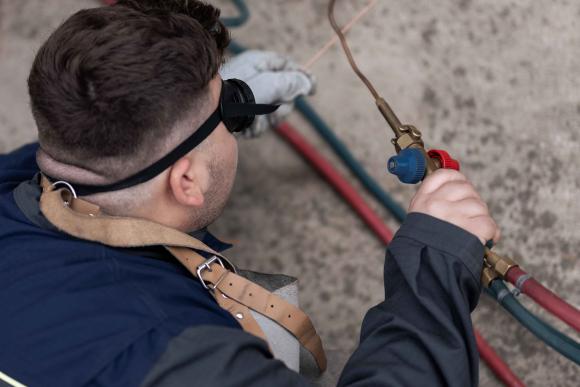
[53,79,278,196]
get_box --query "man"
[0,1,499,386]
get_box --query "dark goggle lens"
[220,79,256,133]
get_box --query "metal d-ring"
[52,181,78,199]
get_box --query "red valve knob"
[428,149,460,171]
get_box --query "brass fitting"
[390,125,425,152]
[481,264,499,288]
[484,248,518,278]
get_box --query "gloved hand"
[219,50,315,138]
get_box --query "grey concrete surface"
[1,1,579,386]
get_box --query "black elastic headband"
[47,88,278,196]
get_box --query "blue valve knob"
[388,148,426,184]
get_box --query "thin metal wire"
[328,0,380,100]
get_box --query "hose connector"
[481,265,499,288]
[485,248,518,278]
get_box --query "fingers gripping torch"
[328,0,521,289]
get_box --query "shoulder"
[0,143,40,191]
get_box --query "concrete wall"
[1,1,578,385]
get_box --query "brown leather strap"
[213,287,269,343]
[214,270,324,364]
[39,176,326,371]
[168,246,326,370]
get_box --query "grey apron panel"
[239,270,301,372]
[238,270,338,384]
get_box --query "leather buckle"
[196,256,226,290]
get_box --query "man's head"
[29,1,238,231]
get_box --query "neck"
[37,148,112,185]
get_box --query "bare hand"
[408,169,500,245]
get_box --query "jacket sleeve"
[338,212,484,387]
[137,213,484,387]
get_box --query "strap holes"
[288,314,291,318]
[270,304,274,308]
[229,282,233,286]
[249,293,253,296]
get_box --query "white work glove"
[219,50,315,138]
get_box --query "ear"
[168,157,205,207]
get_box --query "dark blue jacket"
[0,144,239,386]
[0,143,483,386]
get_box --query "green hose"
[487,280,580,365]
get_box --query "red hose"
[505,266,580,332]
[275,122,393,244]
[475,330,526,387]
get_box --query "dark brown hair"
[29,0,229,176]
